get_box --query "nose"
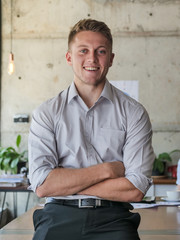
[87,51,97,63]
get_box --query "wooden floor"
[0,205,180,239]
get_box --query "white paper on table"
[131,201,180,209]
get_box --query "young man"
[29,19,155,240]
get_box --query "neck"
[75,81,105,108]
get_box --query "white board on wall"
[110,80,139,101]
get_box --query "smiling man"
[66,28,114,108]
[29,19,155,240]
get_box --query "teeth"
[84,67,99,71]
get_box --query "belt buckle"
[78,199,102,208]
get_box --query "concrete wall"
[1,0,180,160]
[1,0,180,161]
[1,0,180,213]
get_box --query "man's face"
[66,31,114,87]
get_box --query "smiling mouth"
[83,67,100,71]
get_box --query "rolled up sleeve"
[123,105,155,195]
[28,105,59,192]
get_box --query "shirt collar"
[68,82,79,104]
[68,80,114,104]
[100,80,114,103]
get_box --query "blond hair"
[68,19,113,51]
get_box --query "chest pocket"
[95,128,126,162]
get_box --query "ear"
[109,53,115,67]
[66,51,72,66]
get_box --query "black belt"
[46,198,133,210]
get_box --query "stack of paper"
[0,174,27,187]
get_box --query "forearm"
[78,177,144,202]
[36,161,125,198]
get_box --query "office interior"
[0,0,180,229]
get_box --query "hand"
[104,161,125,179]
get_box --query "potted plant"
[0,135,28,174]
[152,149,180,177]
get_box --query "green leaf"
[0,135,28,173]
[158,161,164,173]
[5,147,16,153]
[3,158,11,167]
[158,152,172,162]
[16,135,21,148]
[154,161,158,170]
[0,148,8,157]
[5,153,18,162]
[0,157,4,169]
[10,158,19,168]
[11,166,17,174]
[153,158,165,173]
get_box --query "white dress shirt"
[28,80,155,199]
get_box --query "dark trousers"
[32,203,141,240]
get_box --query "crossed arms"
[36,161,144,202]
[30,95,154,203]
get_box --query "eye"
[80,49,87,54]
[98,49,106,55]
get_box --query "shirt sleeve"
[123,105,155,195]
[28,103,59,192]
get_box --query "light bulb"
[8,52,15,75]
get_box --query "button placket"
[84,110,94,165]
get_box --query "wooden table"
[135,206,180,240]
[0,206,37,240]
[152,177,177,185]
[0,204,180,240]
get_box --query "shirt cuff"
[125,173,153,195]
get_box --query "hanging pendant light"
[8,52,14,75]
[8,0,15,75]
